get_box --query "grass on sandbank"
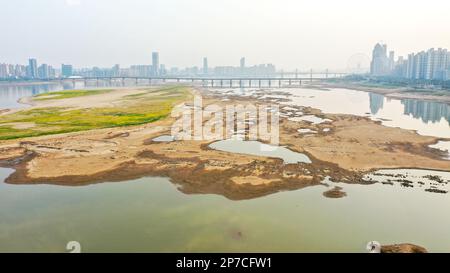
[34,89,114,100]
[0,86,192,140]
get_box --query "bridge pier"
[249,80,251,88]
[259,80,261,88]
[211,79,214,87]
[239,80,242,88]
[268,80,271,87]
[230,80,232,88]
[278,80,281,87]
[289,79,291,86]
[220,80,223,87]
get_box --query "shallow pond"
[152,135,175,142]
[209,139,311,164]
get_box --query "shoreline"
[318,82,450,104]
[0,86,449,200]
[0,81,60,87]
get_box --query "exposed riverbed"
[1,83,450,252]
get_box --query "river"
[1,83,450,252]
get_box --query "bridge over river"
[45,74,347,88]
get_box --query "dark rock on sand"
[322,186,347,198]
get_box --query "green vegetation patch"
[0,86,192,140]
[34,89,114,100]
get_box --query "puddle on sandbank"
[152,135,175,142]
[298,129,317,134]
[429,141,450,160]
[288,115,332,124]
[209,138,311,164]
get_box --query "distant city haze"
[1,0,450,70]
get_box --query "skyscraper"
[0,63,8,79]
[370,44,389,76]
[61,64,73,77]
[28,58,38,79]
[38,64,49,79]
[389,51,395,71]
[203,57,208,75]
[240,57,246,74]
[152,52,159,76]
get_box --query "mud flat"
[0,86,449,200]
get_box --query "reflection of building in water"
[402,99,450,124]
[369,93,385,114]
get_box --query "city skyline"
[370,43,450,81]
[0,54,280,79]
[1,0,450,70]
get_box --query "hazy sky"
[1,0,450,70]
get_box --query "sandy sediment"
[381,243,428,253]
[0,87,449,200]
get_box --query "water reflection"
[0,81,152,109]
[369,93,384,115]
[279,88,450,138]
[369,93,450,125]
[402,99,450,125]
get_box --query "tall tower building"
[203,57,208,75]
[389,51,395,71]
[240,57,246,71]
[28,58,38,79]
[38,64,49,79]
[152,52,159,76]
[370,43,389,76]
[61,64,73,77]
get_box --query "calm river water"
[1,83,450,252]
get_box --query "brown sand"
[0,87,449,200]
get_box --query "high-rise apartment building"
[203,57,208,75]
[28,58,38,79]
[370,43,389,76]
[152,52,159,76]
[61,64,73,77]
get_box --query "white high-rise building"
[152,52,159,76]
[403,48,449,80]
[370,43,389,76]
[0,63,8,79]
